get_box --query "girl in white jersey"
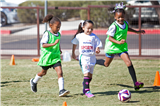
[72,20,102,98]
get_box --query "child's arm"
[59,45,62,54]
[42,39,59,48]
[95,47,100,54]
[72,44,77,60]
[128,27,145,34]
[109,36,126,44]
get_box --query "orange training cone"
[153,71,160,86]
[9,55,15,65]
[62,101,67,106]
[32,58,39,62]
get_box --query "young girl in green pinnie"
[104,2,145,91]
[30,14,70,97]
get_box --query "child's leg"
[104,56,113,67]
[54,65,70,97]
[33,69,47,83]
[30,69,47,92]
[54,66,63,90]
[120,52,144,91]
[83,73,92,92]
[83,73,95,98]
[120,52,137,83]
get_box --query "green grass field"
[1,58,160,106]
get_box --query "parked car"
[127,0,159,24]
[0,0,19,26]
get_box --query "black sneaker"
[59,89,70,97]
[30,78,37,92]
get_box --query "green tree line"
[17,1,132,28]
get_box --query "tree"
[150,1,160,24]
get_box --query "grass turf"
[1,59,160,106]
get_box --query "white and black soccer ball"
[118,89,131,102]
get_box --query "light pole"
[45,0,48,31]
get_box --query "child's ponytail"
[42,14,61,24]
[42,14,54,23]
[73,20,84,39]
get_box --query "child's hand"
[72,53,77,60]
[54,39,59,44]
[137,30,145,34]
[119,39,126,44]
[96,47,100,54]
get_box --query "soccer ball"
[118,89,131,102]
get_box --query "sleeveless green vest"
[104,21,128,54]
[38,31,61,66]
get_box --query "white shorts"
[79,54,96,74]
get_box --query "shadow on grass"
[71,93,84,98]
[144,86,160,89]
[127,101,140,103]
[92,84,160,96]
[1,80,29,87]
[117,84,134,88]
[96,59,105,66]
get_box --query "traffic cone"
[153,71,160,86]
[62,101,67,106]
[9,55,15,65]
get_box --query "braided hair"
[109,2,126,15]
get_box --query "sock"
[128,65,137,86]
[33,74,42,83]
[84,76,90,93]
[58,77,64,91]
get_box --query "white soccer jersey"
[72,32,102,74]
[71,32,102,55]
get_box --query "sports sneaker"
[85,91,95,98]
[59,89,70,97]
[135,81,144,91]
[30,78,37,92]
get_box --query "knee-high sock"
[33,74,42,83]
[84,76,91,93]
[128,65,137,85]
[58,77,64,91]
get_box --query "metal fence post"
[87,6,90,20]
[45,0,48,31]
[37,6,40,56]
[138,7,142,56]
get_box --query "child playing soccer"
[30,14,70,97]
[104,2,145,91]
[72,20,102,98]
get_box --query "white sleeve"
[106,24,116,37]
[95,35,102,48]
[71,35,79,44]
[41,32,49,45]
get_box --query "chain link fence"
[1,5,160,57]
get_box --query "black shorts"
[41,61,61,70]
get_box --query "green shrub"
[17,1,134,28]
